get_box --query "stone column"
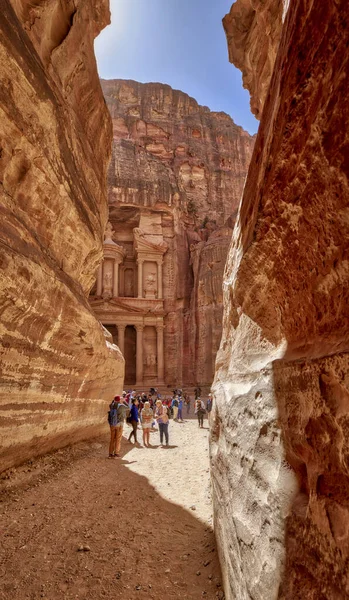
[157,260,163,299]
[97,264,103,296]
[137,260,144,298]
[117,324,125,355]
[156,324,165,384]
[113,261,119,297]
[136,324,144,386]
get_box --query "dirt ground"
[0,413,224,600]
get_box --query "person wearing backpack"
[177,397,184,422]
[114,397,130,457]
[171,395,179,421]
[108,396,120,458]
[195,398,206,428]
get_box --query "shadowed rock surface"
[98,79,255,388]
[212,0,349,598]
[0,0,123,472]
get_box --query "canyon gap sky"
[95,0,259,135]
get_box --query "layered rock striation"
[97,79,254,389]
[212,0,349,598]
[0,0,123,472]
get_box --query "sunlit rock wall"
[101,79,254,388]
[223,0,286,119]
[212,0,349,598]
[0,0,123,472]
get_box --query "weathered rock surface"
[0,0,123,472]
[98,79,254,388]
[212,1,349,599]
[223,0,286,119]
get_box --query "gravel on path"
[1,415,223,600]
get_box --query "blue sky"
[95,0,259,135]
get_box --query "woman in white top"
[141,401,154,447]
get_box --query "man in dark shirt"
[128,399,139,444]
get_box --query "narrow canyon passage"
[1,418,222,600]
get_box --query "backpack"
[108,401,118,426]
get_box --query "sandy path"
[1,414,223,600]
[125,414,213,524]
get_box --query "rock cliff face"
[100,79,254,388]
[213,0,349,598]
[0,0,123,472]
[223,0,286,119]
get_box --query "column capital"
[156,324,165,331]
[137,258,144,265]
[117,323,126,332]
[135,324,144,332]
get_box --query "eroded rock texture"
[0,0,123,472]
[98,79,254,388]
[223,0,286,119]
[212,0,349,599]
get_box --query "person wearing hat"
[108,395,129,458]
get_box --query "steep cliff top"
[101,78,255,139]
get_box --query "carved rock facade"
[90,79,254,390]
[0,0,123,472]
[212,0,349,598]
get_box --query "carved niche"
[143,262,158,299]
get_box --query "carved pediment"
[90,298,143,314]
[90,297,164,315]
[133,227,168,255]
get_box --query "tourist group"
[107,388,213,458]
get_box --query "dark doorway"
[124,325,136,385]
[103,324,118,346]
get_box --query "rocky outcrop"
[223,0,287,119]
[212,0,349,598]
[0,1,123,472]
[99,79,254,388]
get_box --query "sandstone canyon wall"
[93,79,254,389]
[0,0,123,472]
[212,0,349,599]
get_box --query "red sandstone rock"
[92,80,254,389]
[223,0,285,119]
[213,1,349,598]
[0,0,123,472]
